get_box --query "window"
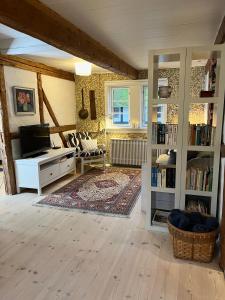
[111,87,130,126]
[142,86,148,127]
[105,80,148,130]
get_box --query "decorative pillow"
[81,139,98,151]
[156,154,169,165]
[68,132,91,150]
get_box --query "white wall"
[4,66,40,132]
[42,75,76,146]
[3,66,76,158]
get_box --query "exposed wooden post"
[0,65,17,194]
[37,73,44,124]
[0,54,75,81]
[42,90,68,147]
[215,15,225,44]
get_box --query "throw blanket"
[168,209,219,233]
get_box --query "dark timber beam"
[42,90,68,147]
[0,65,17,194]
[0,54,75,81]
[0,0,138,79]
[215,15,225,44]
[37,73,44,123]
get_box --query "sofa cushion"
[68,132,91,150]
[81,139,97,151]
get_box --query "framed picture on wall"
[12,86,36,115]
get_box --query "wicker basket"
[168,219,218,263]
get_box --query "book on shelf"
[186,167,213,192]
[152,210,169,227]
[188,123,215,146]
[186,195,210,214]
[152,123,178,145]
[151,167,176,188]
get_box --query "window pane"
[112,88,129,125]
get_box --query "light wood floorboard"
[0,173,224,300]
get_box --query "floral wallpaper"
[75,67,205,161]
[75,73,147,160]
[158,67,205,123]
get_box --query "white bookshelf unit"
[145,45,225,231]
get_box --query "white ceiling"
[0,0,224,72]
[40,0,225,69]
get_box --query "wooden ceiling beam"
[0,54,75,81]
[205,15,225,73]
[215,15,225,44]
[0,0,138,79]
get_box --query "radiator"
[110,139,147,166]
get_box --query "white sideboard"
[15,148,76,195]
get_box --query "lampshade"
[75,62,92,76]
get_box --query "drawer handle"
[67,165,70,167]
[50,172,53,176]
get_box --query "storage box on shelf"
[143,45,225,231]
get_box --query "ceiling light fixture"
[75,62,92,76]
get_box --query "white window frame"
[105,80,148,130]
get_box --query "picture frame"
[13,86,36,115]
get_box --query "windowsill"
[106,128,147,133]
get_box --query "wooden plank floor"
[0,174,224,300]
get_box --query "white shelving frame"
[180,45,225,216]
[146,47,186,230]
[146,45,225,231]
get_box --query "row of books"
[188,124,215,146]
[152,123,178,145]
[186,199,209,214]
[151,167,176,188]
[186,167,213,192]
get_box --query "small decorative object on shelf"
[158,86,172,98]
[200,90,214,98]
[199,58,217,98]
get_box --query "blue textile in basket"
[168,209,219,233]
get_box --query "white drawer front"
[60,157,75,174]
[40,164,60,185]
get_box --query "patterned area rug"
[37,167,141,216]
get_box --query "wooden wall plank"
[0,0,138,79]
[0,54,75,81]
[0,65,17,194]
